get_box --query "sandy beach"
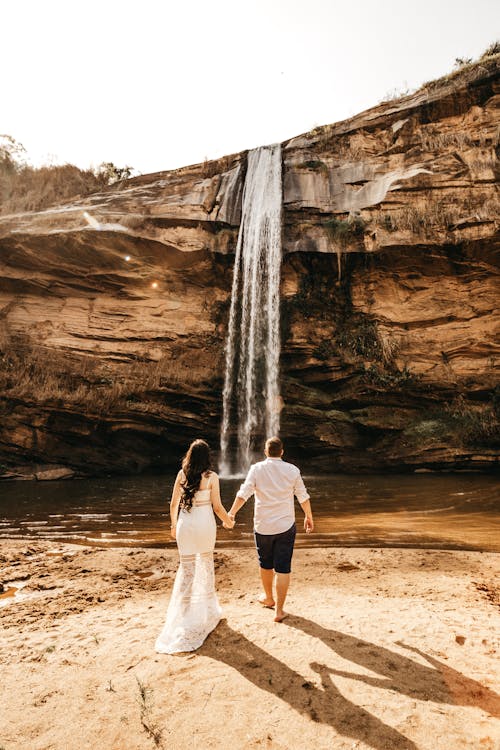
[1,540,499,750]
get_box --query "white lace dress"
[155,488,222,654]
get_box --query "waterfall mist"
[220,145,283,476]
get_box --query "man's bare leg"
[259,567,275,607]
[274,572,290,622]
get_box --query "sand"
[1,540,499,750]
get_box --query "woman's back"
[191,470,213,491]
[155,439,230,654]
[177,473,216,556]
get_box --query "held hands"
[223,513,235,530]
[304,516,314,534]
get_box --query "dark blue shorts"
[254,523,296,574]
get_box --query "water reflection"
[0,474,498,551]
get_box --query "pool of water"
[0,473,499,551]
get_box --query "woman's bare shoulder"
[204,470,219,484]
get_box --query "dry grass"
[381,203,459,235]
[0,337,215,414]
[135,677,164,747]
[201,154,235,179]
[304,46,499,159]
[418,128,493,152]
[307,126,372,160]
[0,163,107,216]
[419,49,499,91]
[378,331,401,366]
[379,194,499,236]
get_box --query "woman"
[155,439,234,654]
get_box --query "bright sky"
[2,0,498,175]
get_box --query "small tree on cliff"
[0,135,27,173]
[94,162,134,185]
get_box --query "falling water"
[220,145,283,475]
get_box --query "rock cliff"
[0,55,499,477]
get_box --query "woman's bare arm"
[210,473,234,528]
[169,470,183,539]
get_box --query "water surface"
[1,474,499,551]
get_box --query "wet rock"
[35,467,75,481]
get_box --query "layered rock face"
[0,57,498,477]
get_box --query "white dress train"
[155,488,222,654]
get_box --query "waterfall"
[220,145,283,475]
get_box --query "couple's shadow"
[200,614,500,750]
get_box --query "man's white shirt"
[238,457,310,535]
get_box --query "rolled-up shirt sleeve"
[293,470,310,503]
[238,465,257,501]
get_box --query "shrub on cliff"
[479,40,500,59]
[324,214,366,246]
[421,40,499,90]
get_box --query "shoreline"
[1,540,499,749]
[2,536,500,553]
[1,464,499,481]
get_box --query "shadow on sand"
[287,615,500,715]
[201,615,499,750]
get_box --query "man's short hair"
[265,436,283,457]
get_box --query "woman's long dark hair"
[179,439,211,512]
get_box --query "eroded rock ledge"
[0,57,499,477]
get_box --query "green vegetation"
[403,418,450,443]
[313,339,336,361]
[284,262,337,321]
[283,255,415,388]
[324,214,366,246]
[302,160,324,170]
[210,297,231,327]
[299,159,329,175]
[446,394,500,447]
[337,315,382,361]
[403,393,500,448]
[364,363,415,387]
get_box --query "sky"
[2,0,499,176]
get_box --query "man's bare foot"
[274,610,288,622]
[258,594,275,608]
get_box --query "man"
[228,436,313,622]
